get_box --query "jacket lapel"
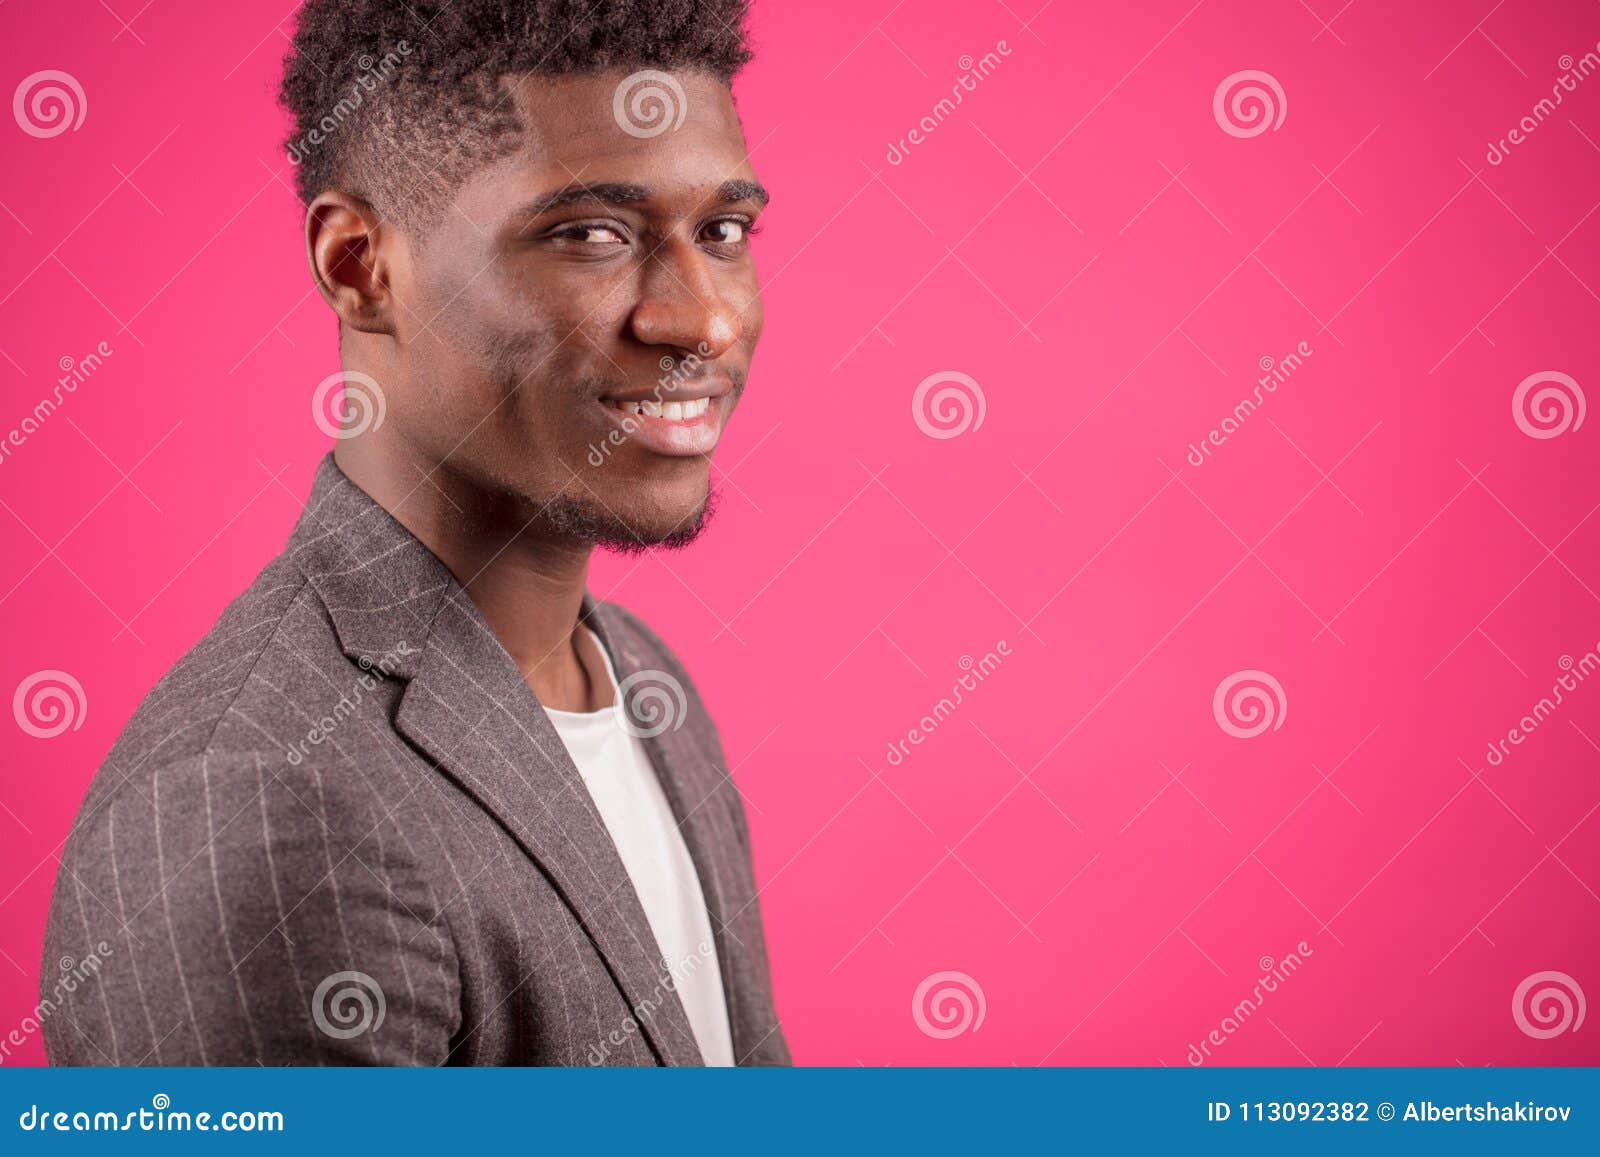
[584,601,752,1063]
[288,455,704,1067]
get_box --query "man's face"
[383,69,764,548]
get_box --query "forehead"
[459,69,753,211]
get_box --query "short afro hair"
[278,0,754,227]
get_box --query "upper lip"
[599,377,735,404]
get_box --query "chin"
[543,482,719,554]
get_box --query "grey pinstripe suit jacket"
[40,454,789,1067]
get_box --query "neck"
[333,436,599,712]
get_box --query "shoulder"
[96,557,318,777]
[43,744,459,1065]
[60,746,375,881]
[85,552,402,821]
[52,743,439,967]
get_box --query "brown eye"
[701,219,747,245]
[561,224,626,244]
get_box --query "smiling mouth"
[602,396,712,420]
[595,392,728,457]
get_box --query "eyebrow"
[516,178,769,217]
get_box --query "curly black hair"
[278,0,753,227]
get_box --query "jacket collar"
[285,453,446,679]
[285,454,707,1065]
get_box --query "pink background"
[2,0,1598,1066]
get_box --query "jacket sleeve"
[41,750,460,1066]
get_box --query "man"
[40,0,788,1066]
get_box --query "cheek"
[419,280,565,392]
[467,271,630,380]
[734,279,764,342]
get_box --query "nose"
[627,239,743,360]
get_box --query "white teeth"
[607,395,712,419]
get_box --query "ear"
[304,191,399,336]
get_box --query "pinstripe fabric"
[40,454,789,1067]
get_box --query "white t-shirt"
[543,628,735,1067]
